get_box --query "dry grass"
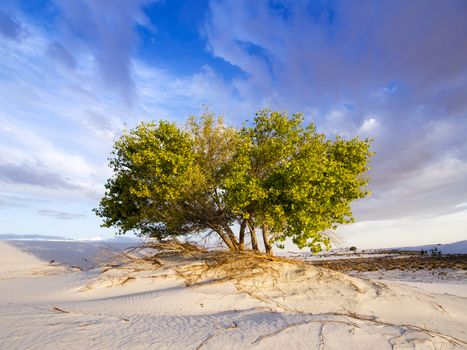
[133,240,304,286]
[114,240,466,286]
[309,255,467,272]
[176,249,303,285]
[146,239,208,258]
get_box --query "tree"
[95,110,373,254]
[222,110,372,253]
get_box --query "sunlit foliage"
[95,110,372,254]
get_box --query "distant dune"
[396,240,467,254]
[0,233,141,243]
[0,233,73,241]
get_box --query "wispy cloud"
[0,162,79,190]
[0,15,242,212]
[53,0,159,101]
[47,42,76,70]
[205,0,467,222]
[37,209,85,220]
[0,0,466,245]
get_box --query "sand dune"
[0,241,466,349]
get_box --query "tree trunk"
[224,224,240,250]
[262,224,272,255]
[213,225,236,250]
[238,219,247,251]
[247,220,259,251]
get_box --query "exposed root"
[336,311,467,347]
[387,329,408,350]
[195,333,215,350]
[195,321,242,349]
[250,312,465,349]
[101,241,303,287]
[236,283,298,313]
[119,276,136,286]
[317,323,326,350]
[52,306,69,314]
[175,249,302,286]
[146,239,207,258]
[251,319,357,345]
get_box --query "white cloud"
[202,0,467,248]
[359,117,378,133]
[37,209,85,220]
[0,18,245,209]
[339,209,467,249]
[1,1,467,246]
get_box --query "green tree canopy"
[95,110,373,254]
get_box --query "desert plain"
[0,240,466,350]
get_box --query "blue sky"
[0,0,466,248]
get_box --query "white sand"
[385,281,467,298]
[0,241,466,349]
